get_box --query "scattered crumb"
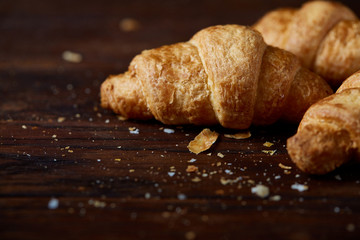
[177,193,187,200]
[251,184,270,198]
[48,198,59,210]
[185,231,196,240]
[335,175,342,181]
[269,195,281,201]
[168,172,175,177]
[186,165,198,173]
[119,18,140,32]
[22,125,27,129]
[262,150,276,156]
[162,211,171,218]
[291,183,309,192]
[117,115,127,121]
[163,128,175,134]
[187,128,219,154]
[215,189,225,195]
[188,158,197,163]
[224,131,251,139]
[144,192,151,199]
[346,223,355,232]
[220,177,242,185]
[279,163,292,170]
[62,50,82,63]
[263,141,274,147]
[129,127,139,134]
[129,169,135,173]
[114,158,121,162]
[88,199,106,208]
[217,152,225,158]
[191,177,201,183]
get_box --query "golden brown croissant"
[287,70,360,174]
[101,25,332,129]
[253,1,360,88]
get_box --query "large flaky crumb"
[224,131,251,139]
[187,128,219,154]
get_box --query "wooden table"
[1,0,360,239]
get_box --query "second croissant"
[101,25,332,129]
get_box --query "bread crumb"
[215,189,225,195]
[186,165,198,173]
[191,177,201,182]
[177,193,187,200]
[22,125,27,129]
[129,127,139,134]
[62,50,82,63]
[114,158,121,162]
[217,152,225,158]
[187,128,219,154]
[162,211,171,218]
[117,115,127,121]
[48,198,59,210]
[185,231,196,240]
[279,163,292,170]
[163,128,175,134]
[119,18,140,32]
[262,150,276,155]
[269,195,281,201]
[57,117,66,123]
[251,184,269,198]
[291,183,308,192]
[346,223,355,232]
[263,141,274,147]
[224,131,251,139]
[220,177,242,185]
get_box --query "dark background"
[1,1,360,239]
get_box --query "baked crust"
[254,1,359,88]
[101,25,332,129]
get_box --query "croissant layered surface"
[254,1,360,88]
[101,25,332,129]
[287,70,360,174]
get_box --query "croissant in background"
[101,25,332,129]
[254,0,360,88]
[287,70,360,174]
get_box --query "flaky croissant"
[254,1,360,88]
[101,25,332,129]
[287,70,360,174]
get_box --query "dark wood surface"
[1,0,360,239]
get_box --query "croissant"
[287,70,360,174]
[101,25,332,129]
[253,0,360,88]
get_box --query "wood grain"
[1,0,360,239]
